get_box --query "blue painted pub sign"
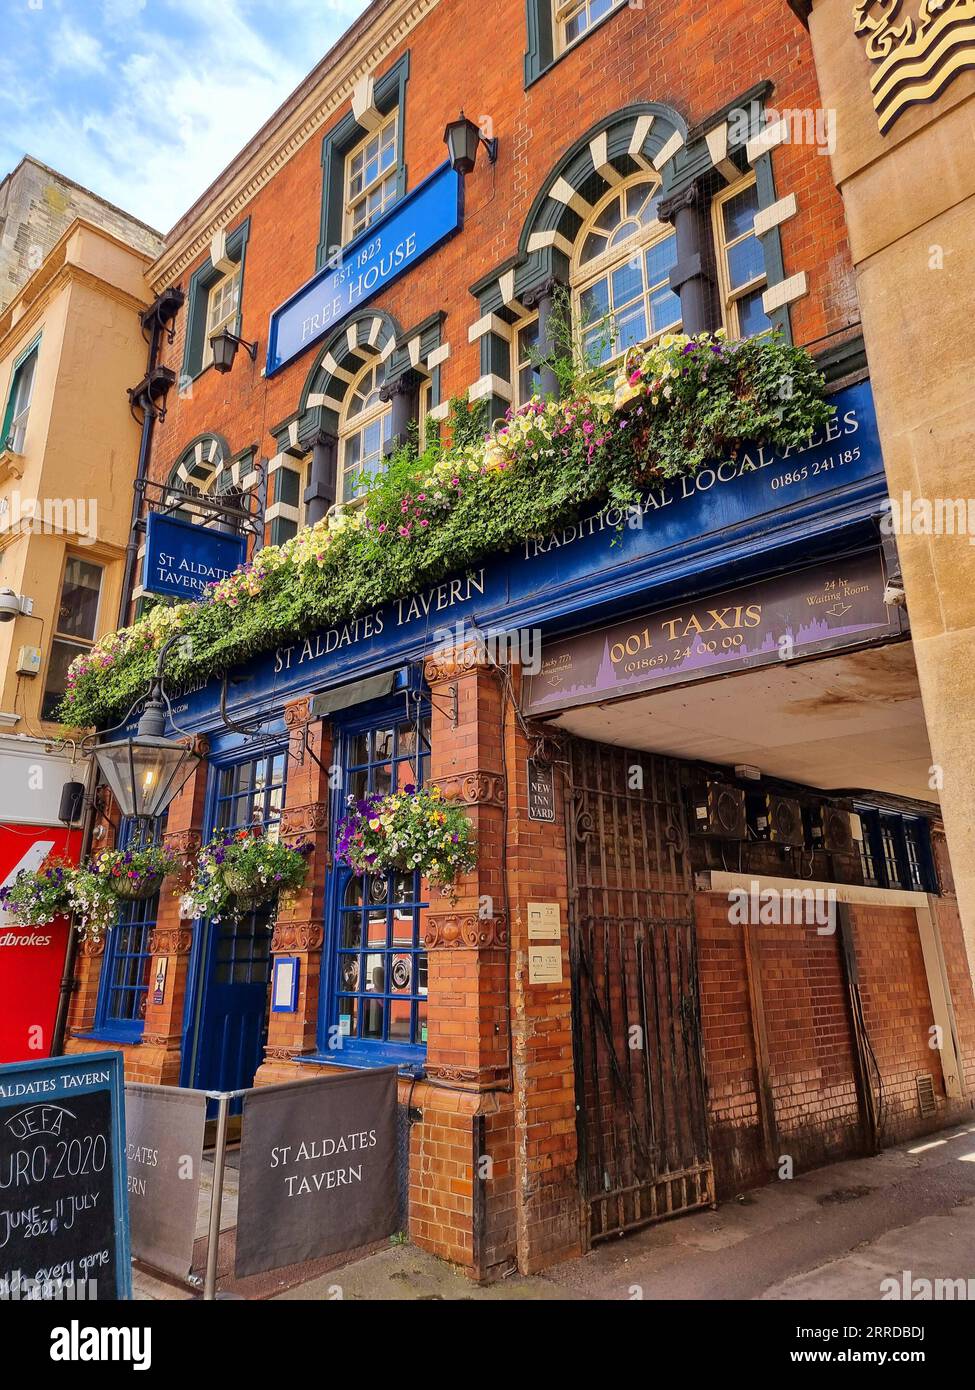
[266,162,462,375]
[143,511,247,600]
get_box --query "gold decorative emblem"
[853,0,975,132]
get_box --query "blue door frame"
[180,730,287,1108]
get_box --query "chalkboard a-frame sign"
[0,1051,131,1301]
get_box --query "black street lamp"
[209,326,258,375]
[443,112,498,175]
[91,634,202,825]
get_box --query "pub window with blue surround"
[322,705,431,1070]
[93,818,167,1041]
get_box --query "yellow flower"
[368,818,381,831]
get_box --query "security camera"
[0,588,32,622]
[883,583,907,608]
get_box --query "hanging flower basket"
[92,844,182,904]
[221,865,275,910]
[183,827,313,923]
[335,784,477,894]
[112,872,164,902]
[0,857,76,927]
[69,867,119,942]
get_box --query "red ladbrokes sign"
[0,824,80,1063]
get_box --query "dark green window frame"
[2,334,42,453]
[524,0,626,87]
[180,218,251,384]
[316,52,410,272]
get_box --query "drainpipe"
[119,287,184,626]
[51,753,100,1056]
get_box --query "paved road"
[137,1119,975,1300]
[544,1123,975,1301]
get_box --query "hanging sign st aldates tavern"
[266,162,461,375]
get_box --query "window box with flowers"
[59,330,834,731]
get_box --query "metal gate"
[565,736,713,1243]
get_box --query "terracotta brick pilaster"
[503,670,582,1270]
[256,696,333,1075]
[64,792,118,1037]
[422,644,510,1091]
[135,737,210,1085]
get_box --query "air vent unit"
[820,806,854,855]
[761,794,805,847]
[693,781,747,840]
[916,1073,938,1117]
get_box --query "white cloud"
[49,20,106,75]
[101,0,149,25]
[0,0,369,230]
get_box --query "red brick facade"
[698,889,975,1196]
[62,0,975,1283]
[145,0,855,507]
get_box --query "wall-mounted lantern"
[210,327,258,375]
[89,635,202,826]
[443,112,498,175]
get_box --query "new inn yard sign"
[267,162,462,375]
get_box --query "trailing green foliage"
[60,331,832,728]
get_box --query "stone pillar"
[802,0,975,985]
[303,430,338,525]
[137,736,210,1086]
[522,277,565,400]
[256,696,333,1081]
[380,370,423,454]
[659,181,720,335]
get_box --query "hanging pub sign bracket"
[138,474,265,537]
[426,682,458,729]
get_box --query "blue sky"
[0,0,370,232]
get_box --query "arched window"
[571,177,681,368]
[340,357,392,501]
